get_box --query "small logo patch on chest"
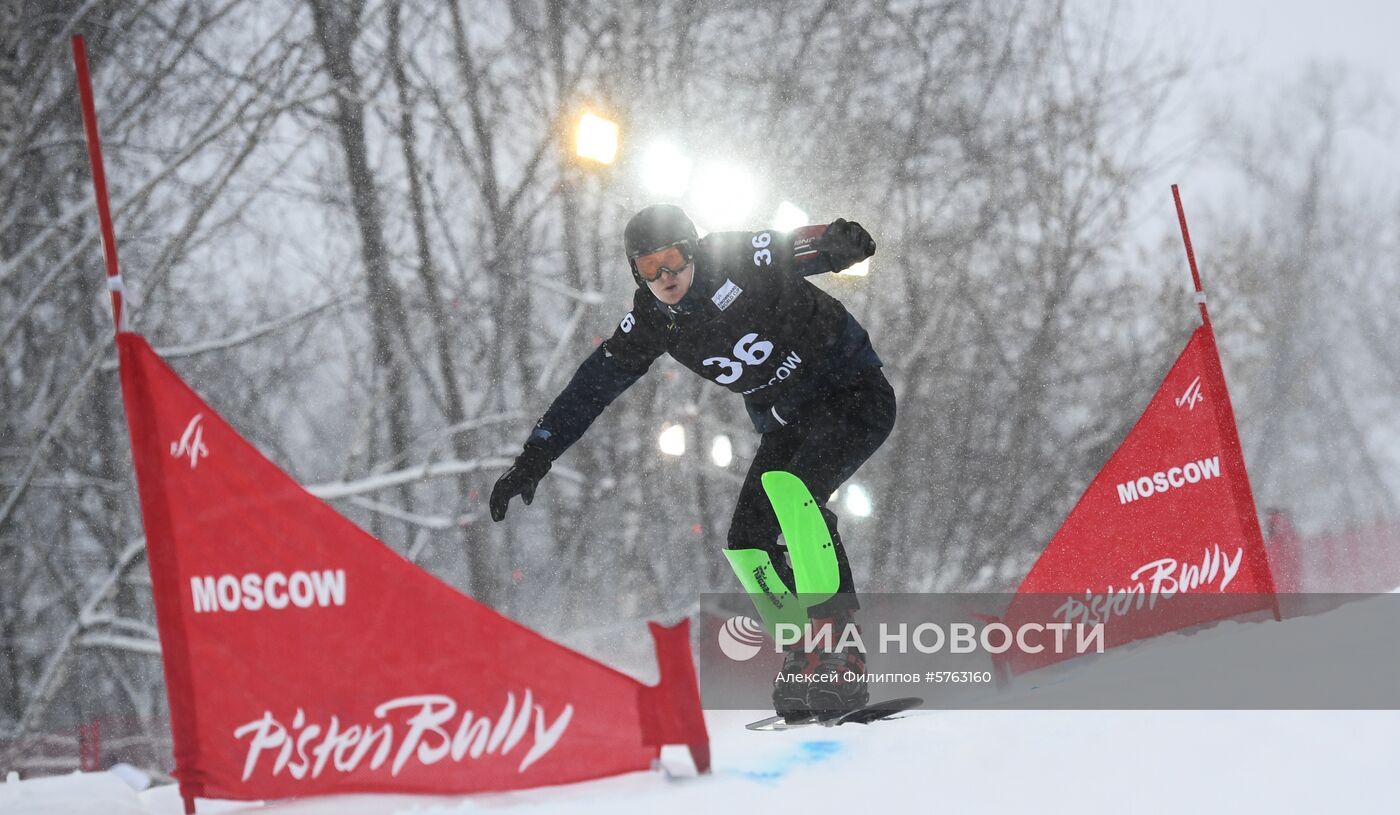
[712,279,743,311]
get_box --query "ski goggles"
[632,243,692,282]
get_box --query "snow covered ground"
[8,594,1400,814]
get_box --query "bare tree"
[1,0,323,771]
[1207,64,1400,539]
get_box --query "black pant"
[726,367,896,616]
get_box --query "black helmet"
[624,204,698,286]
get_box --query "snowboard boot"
[772,640,819,723]
[805,609,869,719]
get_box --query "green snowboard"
[724,471,841,637]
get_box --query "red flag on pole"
[1002,187,1278,675]
[1003,325,1279,674]
[119,332,708,806]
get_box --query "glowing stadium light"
[710,434,733,467]
[773,200,810,231]
[844,258,871,277]
[574,112,619,165]
[641,141,692,197]
[691,162,758,227]
[844,483,873,517]
[658,423,687,456]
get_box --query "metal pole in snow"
[71,35,125,335]
[1171,183,1211,327]
[74,32,200,810]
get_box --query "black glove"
[489,442,552,522]
[813,218,876,272]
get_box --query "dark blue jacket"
[526,226,882,459]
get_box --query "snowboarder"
[488,204,895,720]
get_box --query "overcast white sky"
[1116,0,1400,259]
[1140,0,1400,151]
[1180,0,1399,73]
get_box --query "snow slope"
[9,594,1400,814]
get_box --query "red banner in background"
[1004,325,1278,675]
[1263,510,1304,593]
[117,333,707,807]
[1266,511,1400,593]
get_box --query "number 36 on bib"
[703,332,774,385]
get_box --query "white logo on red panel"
[1115,456,1222,505]
[233,692,573,780]
[189,570,346,614]
[1054,544,1244,626]
[171,414,209,469]
[1175,376,1204,411]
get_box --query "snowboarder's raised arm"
[790,218,877,276]
[528,340,651,458]
[488,303,664,522]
